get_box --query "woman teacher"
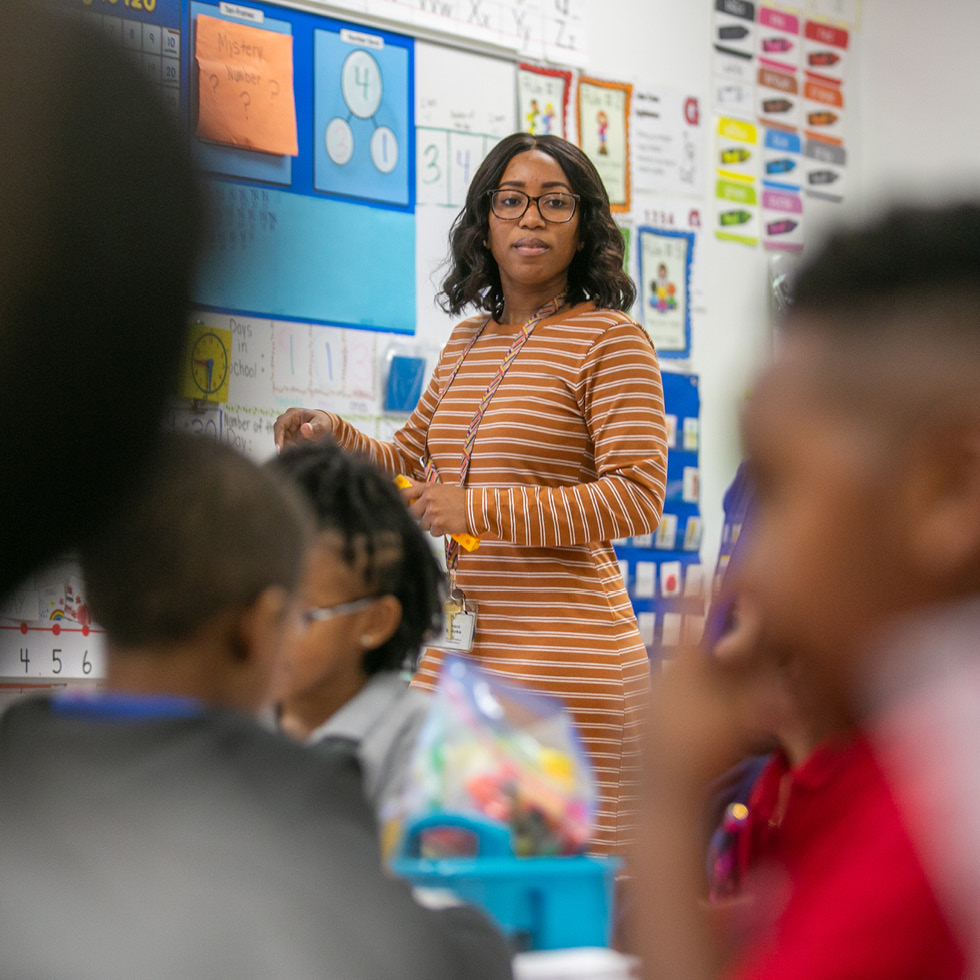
[274,133,667,851]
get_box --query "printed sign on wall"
[518,63,572,140]
[577,76,632,212]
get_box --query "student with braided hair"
[271,439,445,817]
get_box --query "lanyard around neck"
[423,291,567,486]
[423,291,567,570]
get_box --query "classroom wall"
[0,0,862,687]
[589,0,980,570]
[189,0,873,576]
[858,0,980,210]
[17,0,979,685]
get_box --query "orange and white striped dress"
[327,301,667,850]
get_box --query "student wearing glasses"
[270,440,443,819]
[274,133,667,851]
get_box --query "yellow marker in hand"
[394,474,481,552]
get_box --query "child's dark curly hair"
[271,441,445,675]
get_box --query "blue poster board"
[73,0,416,335]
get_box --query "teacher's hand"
[273,408,333,452]
[399,480,469,537]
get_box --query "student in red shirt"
[631,201,980,980]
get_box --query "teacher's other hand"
[400,480,469,537]
[273,408,333,452]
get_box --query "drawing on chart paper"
[577,76,632,212]
[517,64,572,141]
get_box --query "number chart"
[79,0,182,113]
[0,625,105,682]
[1,560,108,699]
[416,127,502,208]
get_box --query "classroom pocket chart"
[615,372,704,658]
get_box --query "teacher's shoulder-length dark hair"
[437,133,636,319]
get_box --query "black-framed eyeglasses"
[301,596,378,628]
[487,189,580,223]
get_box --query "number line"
[0,624,106,634]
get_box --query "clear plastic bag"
[391,654,597,858]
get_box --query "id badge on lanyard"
[431,587,478,652]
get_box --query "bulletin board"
[58,0,517,462]
[614,370,704,661]
[138,0,419,335]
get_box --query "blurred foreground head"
[739,202,980,711]
[80,434,312,712]
[0,2,204,599]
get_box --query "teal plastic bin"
[391,812,620,951]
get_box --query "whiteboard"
[289,0,589,65]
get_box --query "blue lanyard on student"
[51,691,204,720]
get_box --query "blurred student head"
[270,441,444,721]
[80,434,312,714]
[738,202,980,713]
[0,2,205,599]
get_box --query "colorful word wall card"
[761,186,803,250]
[638,227,694,359]
[713,0,756,85]
[714,116,759,245]
[632,87,706,199]
[577,77,632,213]
[518,64,572,140]
[801,19,849,202]
[711,0,852,248]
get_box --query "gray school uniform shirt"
[306,671,431,817]
[0,694,513,980]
